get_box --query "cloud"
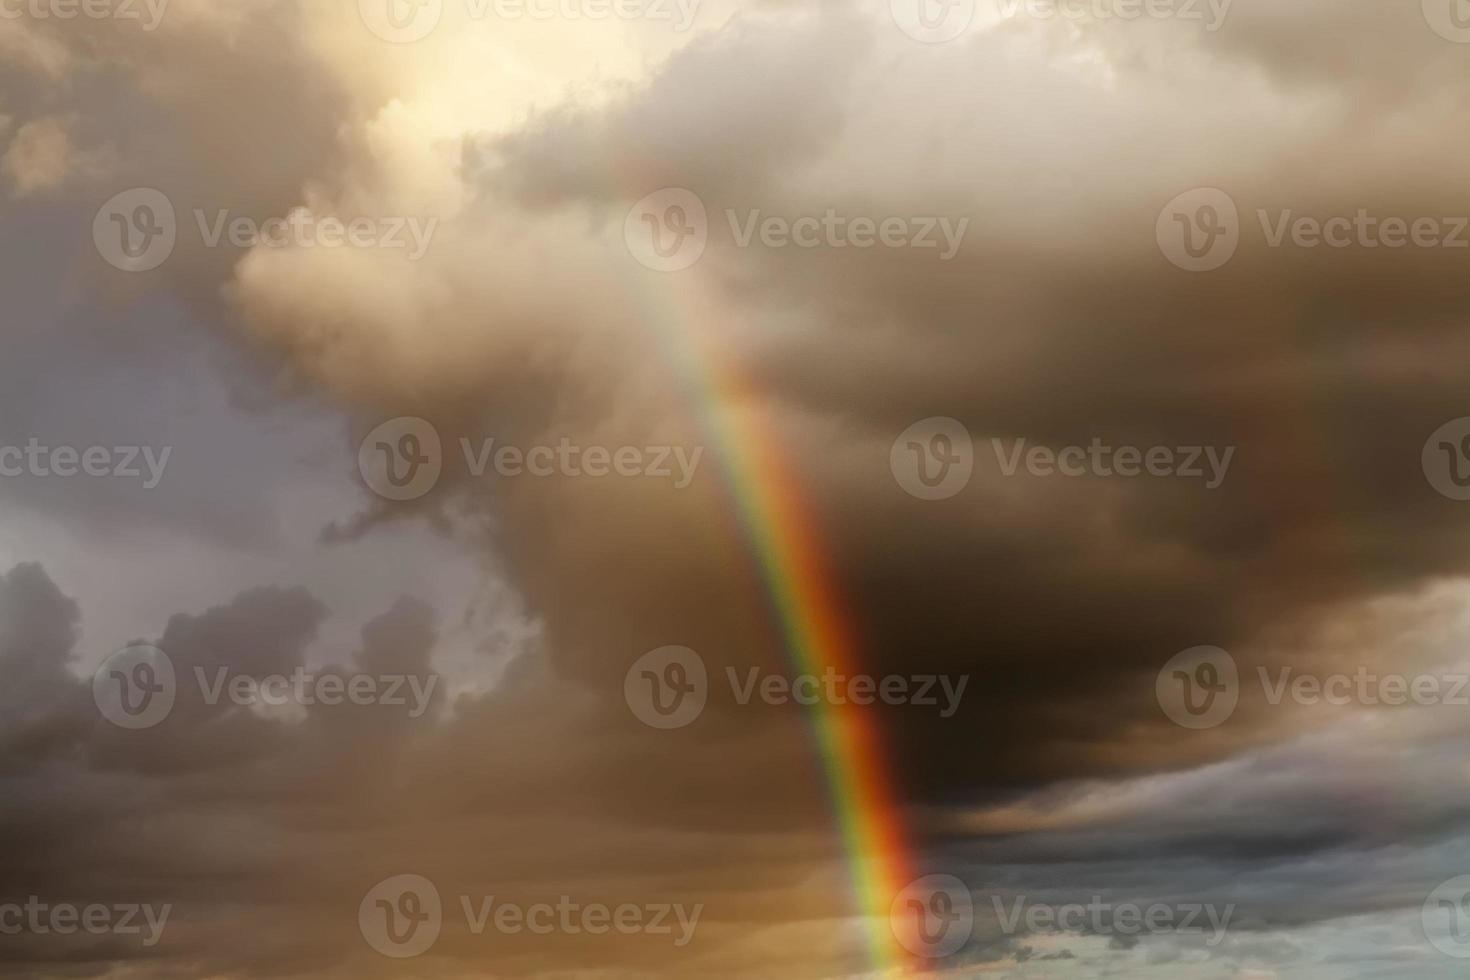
[4,1,1470,976]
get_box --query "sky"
[4,0,1470,976]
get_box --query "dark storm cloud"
[421,0,1470,812]
[6,0,1470,976]
[0,563,859,977]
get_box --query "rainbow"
[626,271,917,975]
